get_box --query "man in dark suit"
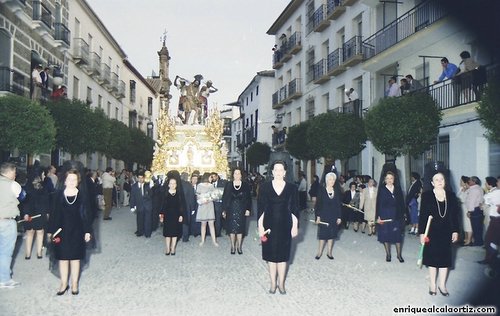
[211,172,227,237]
[130,171,153,238]
[180,172,196,242]
[151,175,166,233]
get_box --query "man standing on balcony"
[405,74,423,92]
[345,88,360,115]
[31,65,43,101]
[434,57,458,83]
[40,67,50,99]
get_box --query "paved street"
[0,203,497,316]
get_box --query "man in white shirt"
[101,167,116,220]
[386,77,401,97]
[478,177,500,264]
[467,176,485,246]
[31,65,43,101]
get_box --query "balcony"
[88,52,102,77]
[326,0,346,20]
[287,32,302,55]
[362,0,447,60]
[54,23,70,47]
[116,80,126,98]
[32,1,52,31]
[272,85,288,109]
[100,64,111,86]
[313,59,330,84]
[419,64,498,111]
[272,52,284,70]
[287,78,302,100]
[342,36,363,67]
[244,126,256,145]
[336,100,363,117]
[0,67,26,97]
[327,48,346,76]
[110,72,119,92]
[307,4,329,34]
[73,38,90,66]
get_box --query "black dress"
[315,187,341,240]
[48,191,90,260]
[257,181,299,263]
[222,181,252,234]
[22,180,50,231]
[375,185,405,243]
[161,192,185,238]
[418,190,459,268]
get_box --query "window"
[72,76,79,99]
[86,86,92,105]
[115,107,119,120]
[306,98,315,119]
[147,97,153,115]
[256,85,259,95]
[98,95,102,108]
[87,33,93,52]
[129,80,136,103]
[250,92,253,102]
[107,101,111,117]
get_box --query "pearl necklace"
[65,193,77,205]
[169,190,176,196]
[327,188,334,199]
[233,182,241,190]
[435,195,447,218]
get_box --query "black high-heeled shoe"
[278,286,286,295]
[57,285,69,296]
[269,286,276,294]
[72,289,79,295]
[386,255,391,262]
[230,248,235,255]
[315,254,321,260]
[438,287,449,297]
[326,254,334,260]
[429,287,437,296]
[397,256,404,263]
[25,256,31,260]
[237,248,243,255]
[37,253,43,259]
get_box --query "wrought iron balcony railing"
[313,59,329,84]
[110,72,119,92]
[326,0,346,20]
[363,0,447,60]
[73,38,90,65]
[54,23,70,46]
[342,36,363,67]
[32,1,52,29]
[0,66,26,97]
[89,52,101,77]
[100,63,111,85]
[327,48,344,76]
[117,80,126,98]
[306,3,329,34]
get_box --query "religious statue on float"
[174,74,218,125]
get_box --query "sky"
[86,0,289,109]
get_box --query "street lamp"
[147,121,154,138]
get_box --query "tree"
[125,128,154,168]
[364,93,442,158]
[106,119,131,161]
[285,120,320,160]
[0,95,56,154]
[477,81,500,143]
[246,142,271,168]
[307,111,367,166]
[47,99,109,156]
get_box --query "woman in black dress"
[257,160,299,295]
[376,170,406,262]
[22,168,51,259]
[419,172,459,296]
[222,168,251,254]
[314,172,342,260]
[160,177,185,255]
[48,169,91,295]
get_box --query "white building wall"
[67,0,158,171]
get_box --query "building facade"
[231,70,275,173]
[266,0,498,190]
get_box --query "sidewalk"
[0,206,496,316]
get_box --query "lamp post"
[147,121,154,138]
